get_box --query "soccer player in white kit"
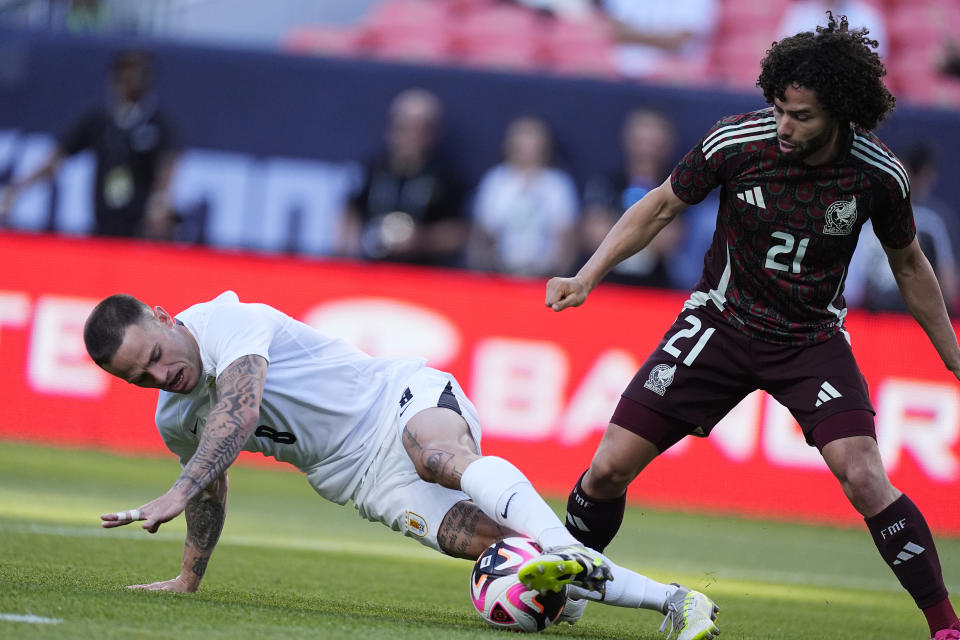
[84,291,719,639]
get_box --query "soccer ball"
[469,536,567,633]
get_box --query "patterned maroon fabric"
[670,108,916,345]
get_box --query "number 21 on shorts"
[662,315,715,366]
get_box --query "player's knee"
[585,457,635,498]
[836,459,893,513]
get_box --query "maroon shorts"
[617,305,876,451]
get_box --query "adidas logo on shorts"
[815,381,843,407]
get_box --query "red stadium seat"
[548,43,619,79]
[718,0,790,37]
[453,3,541,53]
[363,0,452,32]
[357,0,456,63]
[710,31,773,89]
[540,12,617,78]
[456,37,543,72]
[886,2,960,48]
[369,31,454,64]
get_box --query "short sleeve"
[203,303,274,378]
[670,129,723,206]
[869,173,915,251]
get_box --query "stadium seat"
[710,31,772,89]
[453,3,541,52]
[363,0,452,32]
[886,2,960,49]
[540,13,617,78]
[452,3,545,71]
[356,0,457,64]
[718,0,789,36]
[369,31,453,64]
[548,43,619,79]
[456,38,543,72]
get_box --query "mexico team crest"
[822,196,858,236]
[644,364,677,396]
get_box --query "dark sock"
[564,471,625,552]
[864,494,949,631]
[922,597,959,636]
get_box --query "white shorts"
[352,367,482,552]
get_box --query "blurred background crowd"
[1,0,959,314]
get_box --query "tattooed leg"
[437,500,517,559]
[402,407,479,489]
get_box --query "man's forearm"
[577,184,681,290]
[897,259,960,373]
[173,355,267,500]
[178,474,228,591]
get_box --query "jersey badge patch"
[405,511,428,537]
[644,364,677,396]
[823,196,858,236]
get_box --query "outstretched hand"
[545,276,590,312]
[101,488,189,534]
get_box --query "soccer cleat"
[517,544,613,594]
[932,625,960,640]
[659,584,720,640]
[557,596,587,625]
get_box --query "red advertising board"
[2,232,959,533]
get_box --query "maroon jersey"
[670,108,915,345]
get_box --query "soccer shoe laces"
[658,584,720,640]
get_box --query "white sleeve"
[203,303,274,378]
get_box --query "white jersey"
[155,291,426,504]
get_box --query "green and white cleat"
[557,596,587,625]
[659,584,720,640]
[517,545,613,594]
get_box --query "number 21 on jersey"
[765,231,809,273]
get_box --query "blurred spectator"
[579,108,699,288]
[597,0,718,79]
[467,116,579,277]
[777,1,888,59]
[0,50,178,239]
[942,40,960,78]
[846,143,957,314]
[340,88,466,267]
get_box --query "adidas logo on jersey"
[815,381,843,407]
[735,186,766,209]
[892,541,926,565]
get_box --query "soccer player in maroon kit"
[546,14,960,640]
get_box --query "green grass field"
[1,442,957,639]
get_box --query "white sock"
[567,555,678,612]
[460,456,579,549]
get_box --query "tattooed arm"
[127,473,228,592]
[135,354,268,535]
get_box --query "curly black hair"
[757,12,896,131]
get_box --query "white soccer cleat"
[659,584,720,640]
[557,596,587,625]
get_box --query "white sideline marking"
[0,613,62,624]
